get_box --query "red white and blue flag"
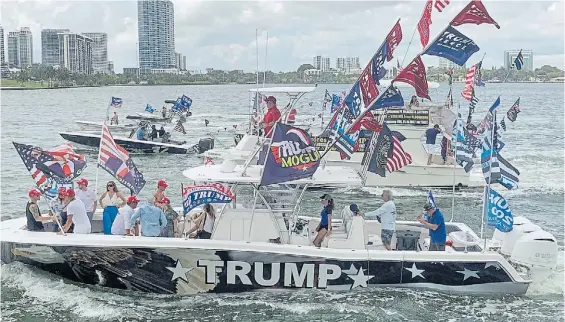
[182,183,235,215]
[110,96,123,108]
[98,123,146,194]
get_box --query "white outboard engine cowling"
[492,216,532,245]
[510,230,558,270]
[501,222,541,256]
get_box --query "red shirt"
[263,107,281,137]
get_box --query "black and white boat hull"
[59,131,214,155]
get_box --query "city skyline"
[0,1,563,72]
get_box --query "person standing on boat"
[157,197,179,237]
[59,189,91,235]
[111,112,119,125]
[417,203,446,251]
[185,203,216,239]
[162,106,167,118]
[26,189,56,231]
[136,126,147,140]
[111,195,140,235]
[75,178,97,222]
[153,180,168,204]
[251,111,262,136]
[129,198,168,237]
[150,125,158,141]
[49,186,70,232]
[98,181,127,235]
[363,190,396,251]
[425,124,442,165]
[261,96,281,138]
[158,126,166,138]
[313,194,334,248]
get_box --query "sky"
[1,0,563,73]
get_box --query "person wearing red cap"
[76,178,97,222]
[48,186,69,232]
[98,181,127,235]
[153,180,168,205]
[111,195,140,235]
[26,189,56,231]
[59,189,91,234]
[261,96,281,138]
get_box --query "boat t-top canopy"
[248,86,318,94]
[183,163,362,187]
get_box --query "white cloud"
[0,0,562,72]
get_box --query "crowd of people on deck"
[25,178,216,239]
[134,124,170,142]
[251,96,297,137]
[312,192,447,251]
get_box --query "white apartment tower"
[7,27,33,68]
[83,32,109,74]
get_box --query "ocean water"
[0,83,563,321]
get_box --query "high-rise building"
[321,57,330,72]
[0,25,5,65]
[137,0,175,74]
[312,55,322,70]
[438,57,466,70]
[347,57,360,70]
[108,61,114,74]
[504,49,533,71]
[7,27,33,68]
[175,52,186,71]
[58,32,93,74]
[41,29,70,66]
[336,57,346,71]
[82,33,108,74]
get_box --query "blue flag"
[343,82,363,118]
[371,43,388,85]
[372,85,404,109]
[423,26,480,66]
[182,183,235,215]
[489,96,501,112]
[484,187,514,232]
[427,190,436,209]
[173,95,192,111]
[260,123,322,186]
[111,97,123,108]
[512,50,523,70]
[331,94,341,113]
[145,104,154,113]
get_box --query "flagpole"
[449,102,460,222]
[94,122,105,195]
[480,110,497,252]
[263,31,268,87]
[400,0,430,67]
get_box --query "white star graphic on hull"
[342,263,359,275]
[456,268,480,281]
[405,263,425,279]
[166,259,194,283]
[346,266,374,290]
[484,262,500,270]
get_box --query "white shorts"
[425,144,435,154]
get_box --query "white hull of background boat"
[75,121,137,134]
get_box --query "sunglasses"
[107,184,115,187]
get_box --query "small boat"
[59,131,214,155]
[75,120,138,134]
[0,160,557,295]
[125,112,171,123]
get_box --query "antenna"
[263,31,268,87]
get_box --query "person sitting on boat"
[313,194,334,248]
[111,195,140,236]
[59,189,92,235]
[76,178,97,222]
[409,95,419,108]
[363,190,396,251]
[349,204,362,217]
[129,198,168,237]
[49,187,70,233]
[185,203,216,239]
[417,203,446,251]
[26,189,56,231]
[136,126,147,141]
[425,124,442,165]
[161,131,171,143]
[111,112,119,125]
[98,181,127,235]
[153,180,168,205]
[261,96,281,138]
[157,197,179,237]
[150,125,158,141]
[158,126,166,138]
[286,108,297,125]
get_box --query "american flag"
[434,0,450,12]
[461,64,477,100]
[13,142,87,192]
[386,136,412,173]
[98,123,146,194]
[506,97,521,122]
[110,96,123,108]
[174,121,186,134]
[204,156,215,165]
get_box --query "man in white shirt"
[111,195,140,235]
[363,190,396,250]
[75,178,97,222]
[60,189,92,235]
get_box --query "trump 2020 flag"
[260,122,321,186]
[423,25,480,66]
[373,84,404,109]
[145,104,154,113]
[182,183,235,215]
[484,187,513,232]
[111,97,123,108]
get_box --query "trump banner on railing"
[182,183,236,215]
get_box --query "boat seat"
[327,216,368,250]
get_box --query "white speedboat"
[205,86,473,188]
[75,120,138,134]
[1,159,557,295]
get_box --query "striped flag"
[386,135,412,173]
[204,156,215,165]
[434,0,450,12]
[461,64,477,100]
[98,123,146,193]
[511,50,524,70]
[506,98,521,122]
[480,115,519,190]
[174,121,186,134]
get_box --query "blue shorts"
[381,229,394,246]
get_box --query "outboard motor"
[510,230,558,270]
[196,137,215,154]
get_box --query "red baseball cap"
[127,195,140,204]
[77,178,88,186]
[28,189,41,198]
[65,189,76,198]
[265,96,277,104]
[157,180,168,188]
[162,197,170,204]
[57,187,67,194]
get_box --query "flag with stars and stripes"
[434,0,450,12]
[330,107,360,159]
[512,50,524,70]
[455,127,478,173]
[174,121,187,134]
[480,115,519,190]
[461,64,477,101]
[506,98,521,122]
[13,142,87,193]
[98,123,146,194]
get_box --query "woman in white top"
[98,181,126,235]
[185,204,215,239]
